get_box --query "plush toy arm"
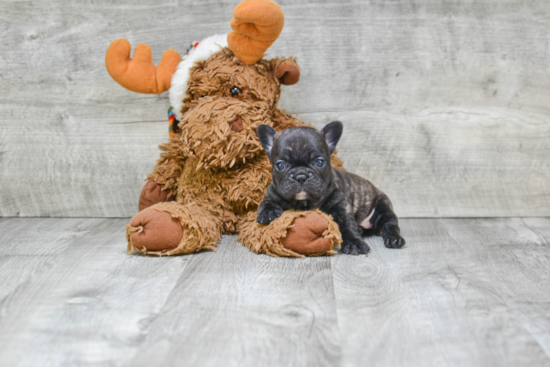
[141,136,187,211]
[238,210,342,257]
[105,39,181,94]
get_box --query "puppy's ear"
[256,124,277,159]
[321,121,343,154]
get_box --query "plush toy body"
[108,0,343,257]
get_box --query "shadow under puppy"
[256,121,405,255]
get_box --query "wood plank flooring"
[1,217,549,367]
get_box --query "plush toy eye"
[275,161,285,171]
[230,86,242,97]
[316,159,325,167]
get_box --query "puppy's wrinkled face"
[257,122,343,203]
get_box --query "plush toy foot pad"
[128,209,183,252]
[126,202,222,256]
[281,213,334,255]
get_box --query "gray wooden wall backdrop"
[1,0,549,218]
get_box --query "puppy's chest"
[176,156,272,214]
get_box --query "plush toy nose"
[229,116,244,132]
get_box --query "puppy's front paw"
[257,206,283,225]
[341,239,370,255]
[384,233,406,248]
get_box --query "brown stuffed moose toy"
[105,0,343,257]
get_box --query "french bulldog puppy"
[256,121,405,255]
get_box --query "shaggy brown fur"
[126,48,343,257]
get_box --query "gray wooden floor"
[1,217,549,367]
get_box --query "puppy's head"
[257,121,343,203]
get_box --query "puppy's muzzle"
[295,173,307,184]
[291,170,313,185]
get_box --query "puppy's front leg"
[257,197,284,225]
[327,201,370,255]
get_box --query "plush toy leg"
[139,180,175,211]
[238,210,342,257]
[126,202,222,256]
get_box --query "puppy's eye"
[316,159,325,168]
[275,161,285,171]
[230,86,242,97]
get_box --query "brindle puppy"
[256,121,405,255]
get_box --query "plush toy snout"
[229,116,244,132]
[177,96,270,169]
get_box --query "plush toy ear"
[321,121,343,154]
[256,124,277,159]
[274,57,300,85]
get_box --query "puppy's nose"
[295,173,308,184]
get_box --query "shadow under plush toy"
[106,0,344,257]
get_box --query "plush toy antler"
[105,0,293,94]
[105,39,181,94]
[228,0,285,65]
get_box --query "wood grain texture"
[438,217,550,361]
[331,218,550,367]
[0,218,192,367]
[127,236,341,367]
[305,109,550,217]
[1,0,549,217]
[522,217,550,242]
[1,218,550,366]
[0,218,341,367]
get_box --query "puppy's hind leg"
[369,196,406,248]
